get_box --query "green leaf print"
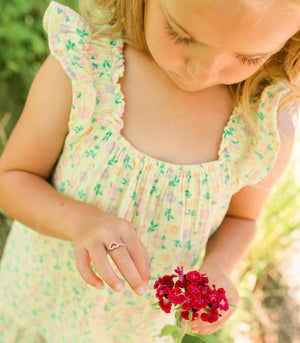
[102,131,112,142]
[131,191,137,201]
[159,164,165,175]
[165,209,175,221]
[201,176,208,185]
[74,126,83,134]
[174,240,182,248]
[224,127,234,138]
[102,60,111,68]
[66,39,75,50]
[122,178,129,185]
[169,175,180,186]
[57,7,63,14]
[76,28,88,37]
[203,193,210,200]
[85,150,96,158]
[115,94,123,104]
[185,241,194,250]
[94,184,103,196]
[78,189,86,199]
[186,170,192,182]
[257,111,265,120]
[108,155,118,165]
[185,209,196,216]
[124,156,133,170]
[147,221,158,233]
[150,179,159,194]
[185,190,192,198]
[255,151,264,160]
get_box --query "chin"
[172,78,219,92]
[167,71,219,92]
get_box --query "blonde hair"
[80,0,300,144]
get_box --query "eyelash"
[164,21,267,67]
[164,21,194,46]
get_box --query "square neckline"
[110,41,242,170]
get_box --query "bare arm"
[202,107,296,275]
[0,55,151,295]
[184,107,296,334]
[0,55,81,241]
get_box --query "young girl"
[0,0,299,341]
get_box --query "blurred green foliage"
[0,0,78,138]
[0,0,299,341]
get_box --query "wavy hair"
[80,0,300,144]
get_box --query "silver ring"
[107,241,127,253]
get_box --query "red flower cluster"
[153,267,229,323]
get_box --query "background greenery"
[0,0,78,146]
[0,0,299,342]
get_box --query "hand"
[180,264,240,334]
[71,211,151,296]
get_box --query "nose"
[186,53,222,83]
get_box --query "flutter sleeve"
[43,1,96,143]
[219,82,290,193]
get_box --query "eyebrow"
[163,6,283,58]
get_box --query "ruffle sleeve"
[219,81,290,193]
[43,1,96,143]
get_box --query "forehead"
[164,0,300,53]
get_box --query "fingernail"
[96,283,103,289]
[115,284,125,292]
[136,286,147,295]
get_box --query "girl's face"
[144,0,300,92]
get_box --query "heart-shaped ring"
[107,241,127,253]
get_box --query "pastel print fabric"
[0,2,289,343]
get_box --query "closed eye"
[164,20,269,67]
[235,55,268,67]
[164,21,194,46]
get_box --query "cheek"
[144,24,183,70]
[222,64,264,84]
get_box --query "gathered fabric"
[0,2,289,342]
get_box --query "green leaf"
[154,324,185,343]
[175,311,182,326]
[182,333,219,343]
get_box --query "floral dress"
[0,2,289,343]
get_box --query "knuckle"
[115,253,129,266]
[131,250,144,261]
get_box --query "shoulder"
[0,54,72,178]
[227,103,297,221]
[264,104,296,186]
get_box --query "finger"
[108,244,148,296]
[136,235,152,280]
[121,229,150,284]
[74,247,104,289]
[189,307,237,334]
[190,321,222,335]
[89,245,126,292]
